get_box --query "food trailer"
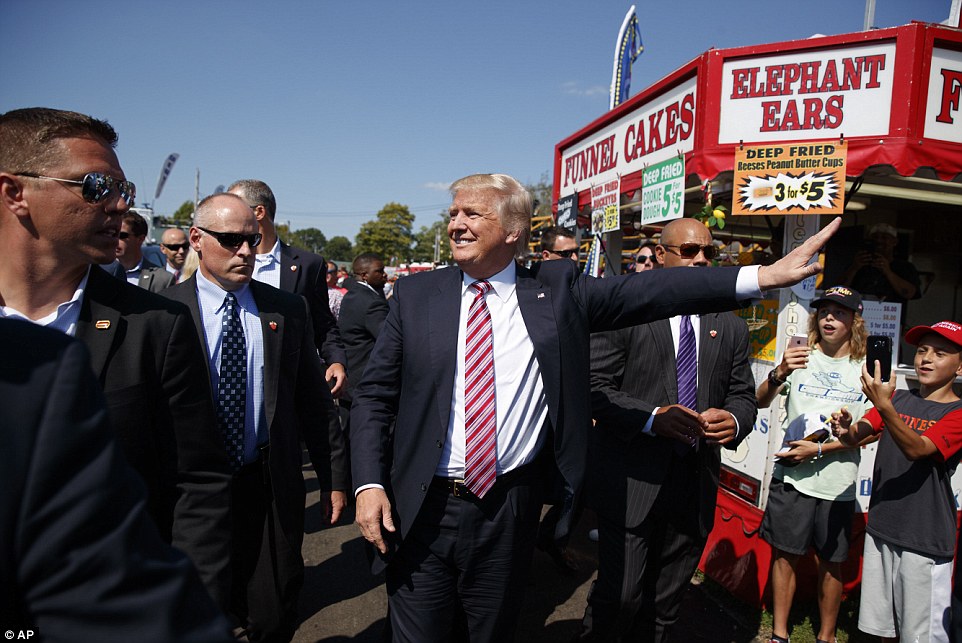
[553,20,962,605]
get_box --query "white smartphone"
[788,335,808,349]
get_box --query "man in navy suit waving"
[351,173,839,642]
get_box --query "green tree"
[289,227,327,254]
[170,200,194,225]
[411,211,452,263]
[325,236,354,261]
[527,172,554,219]
[354,202,415,264]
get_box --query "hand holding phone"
[866,335,893,382]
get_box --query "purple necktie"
[675,315,698,454]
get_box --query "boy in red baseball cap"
[833,321,962,642]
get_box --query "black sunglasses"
[118,231,131,240]
[162,242,190,252]
[636,254,654,264]
[197,227,262,249]
[16,171,136,207]
[664,243,717,260]
[549,248,578,259]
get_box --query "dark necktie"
[676,315,698,454]
[218,292,246,471]
[463,280,497,498]
[676,315,698,410]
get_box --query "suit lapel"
[279,244,301,293]
[252,282,283,430]
[76,268,122,379]
[516,272,560,424]
[429,269,463,434]
[651,319,678,403]
[177,276,210,373]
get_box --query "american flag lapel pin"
[95,320,111,330]
[269,321,278,331]
[709,329,717,338]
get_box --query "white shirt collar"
[460,261,517,302]
[255,239,281,265]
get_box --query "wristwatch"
[768,368,785,386]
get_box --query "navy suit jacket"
[587,312,757,537]
[350,259,749,570]
[338,282,389,403]
[0,319,232,642]
[279,243,346,368]
[75,266,232,607]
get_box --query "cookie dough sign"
[733,141,847,215]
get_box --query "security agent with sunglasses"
[165,192,337,642]
[0,108,233,611]
[116,212,175,293]
[579,218,757,642]
[161,227,191,282]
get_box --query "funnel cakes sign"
[719,42,896,144]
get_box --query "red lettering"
[767,65,785,95]
[799,61,821,93]
[842,57,861,90]
[824,95,844,128]
[818,60,841,93]
[663,102,679,145]
[936,69,962,124]
[760,101,781,131]
[862,54,886,88]
[647,109,664,153]
[803,97,823,129]
[679,93,694,139]
[731,67,751,99]
[781,100,801,130]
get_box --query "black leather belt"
[432,461,538,498]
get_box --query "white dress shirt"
[0,267,90,337]
[253,239,282,289]
[124,259,145,286]
[641,312,741,436]
[196,271,267,464]
[437,262,549,478]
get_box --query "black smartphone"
[866,335,893,382]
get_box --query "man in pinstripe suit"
[578,218,757,642]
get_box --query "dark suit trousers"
[230,459,303,643]
[583,451,707,643]
[385,465,544,643]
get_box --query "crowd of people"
[2,106,961,643]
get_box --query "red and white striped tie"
[464,280,497,498]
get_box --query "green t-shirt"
[774,349,872,501]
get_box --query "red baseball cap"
[904,321,962,349]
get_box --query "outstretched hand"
[757,217,841,291]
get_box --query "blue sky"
[1,0,952,240]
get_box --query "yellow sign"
[734,300,780,363]
[733,141,846,215]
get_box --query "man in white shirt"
[116,212,174,293]
[350,173,840,642]
[160,227,189,282]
